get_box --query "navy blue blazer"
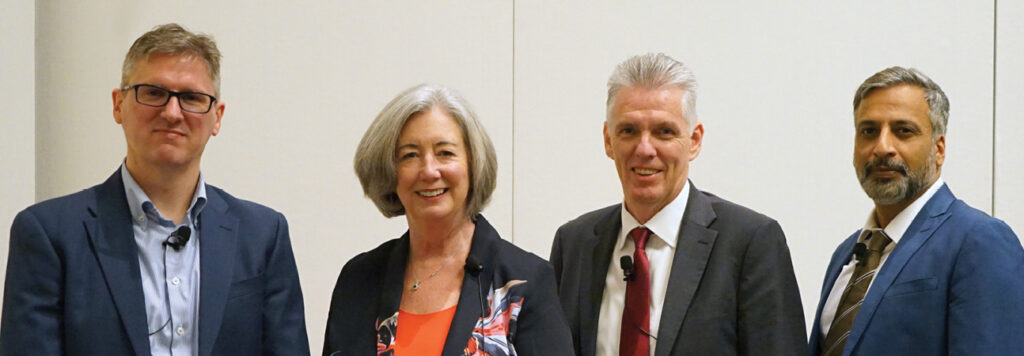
[808,184,1024,355]
[322,215,573,356]
[0,170,309,356]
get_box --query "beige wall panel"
[996,1,1024,240]
[35,1,512,351]
[513,1,994,332]
[0,0,35,321]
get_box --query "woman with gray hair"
[323,84,572,356]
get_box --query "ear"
[211,101,225,136]
[688,122,704,161]
[603,122,613,159]
[112,88,125,124]
[933,134,945,168]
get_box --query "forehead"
[611,86,686,125]
[855,84,930,126]
[129,53,214,91]
[398,107,465,144]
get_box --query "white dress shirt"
[819,178,944,336]
[597,181,690,356]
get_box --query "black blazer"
[550,183,806,356]
[323,215,573,355]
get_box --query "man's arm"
[261,214,310,355]
[948,219,1024,355]
[736,220,807,356]
[0,210,64,355]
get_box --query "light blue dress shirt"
[121,164,206,356]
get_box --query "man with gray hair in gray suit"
[550,53,806,356]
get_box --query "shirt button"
[177,326,185,335]
[171,277,181,285]
[138,216,145,222]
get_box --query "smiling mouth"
[633,168,659,176]
[417,188,447,197]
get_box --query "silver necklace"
[411,259,448,291]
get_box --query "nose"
[872,129,897,158]
[418,154,442,180]
[634,132,657,158]
[159,96,185,123]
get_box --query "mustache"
[863,158,908,176]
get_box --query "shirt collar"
[120,162,208,227]
[859,177,945,244]
[617,180,691,251]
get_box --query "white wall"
[0,0,35,318]
[996,1,1024,236]
[4,1,1021,352]
[513,1,997,331]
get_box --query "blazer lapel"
[807,234,859,355]
[376,232,410,341]
[577,207,621,356]
[197,187,240,356]
[655,184,718,356]
[86,171,151,356]
[442,216,499,356]
[841,185,955,355]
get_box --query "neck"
[126,158,200,225]
[406,214,475,261]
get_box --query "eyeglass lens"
[133,84,214,113]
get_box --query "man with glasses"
[0,24,309,355]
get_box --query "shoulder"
[206,185,282,217]
[946,200,1020,251]
[556,204,618,235]
[700,190,776,227]
[491,237,551,275]
[336,238,402,284]
[14,184,100,230]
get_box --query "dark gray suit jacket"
[550,183,806,356]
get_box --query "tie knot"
[629,227,651,251]
[865,230,892,251]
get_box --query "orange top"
[394,305,458,356]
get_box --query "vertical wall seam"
[992,0,998,215]
[511,0,517,241]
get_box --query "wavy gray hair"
[854,66,949,138]
[354,84,497,219]
[606,53,698,129]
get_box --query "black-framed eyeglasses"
[124,84,218,114]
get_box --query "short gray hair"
[607,53,698,128]
[354,84,497,219]
[854,66,949,137]
[121,23,222,96]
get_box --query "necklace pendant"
[412,280,420,291]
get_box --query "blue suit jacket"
[0,170,309,356]
[808,185,1024,356]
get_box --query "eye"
[659,127,677,136]
[618,127,634,135]
[858,127,877,136]
[439,150,456,157]
[399,151,417,160]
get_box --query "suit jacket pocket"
[884,277,937,297]
[228,274,264,300]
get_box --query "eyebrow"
[396,140,458,150]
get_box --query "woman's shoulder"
[487,236,553,280]
[336,237,404,281]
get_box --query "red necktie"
[621,227,651,356]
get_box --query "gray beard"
[858,153,937,205]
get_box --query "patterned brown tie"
[821,230,892,356]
